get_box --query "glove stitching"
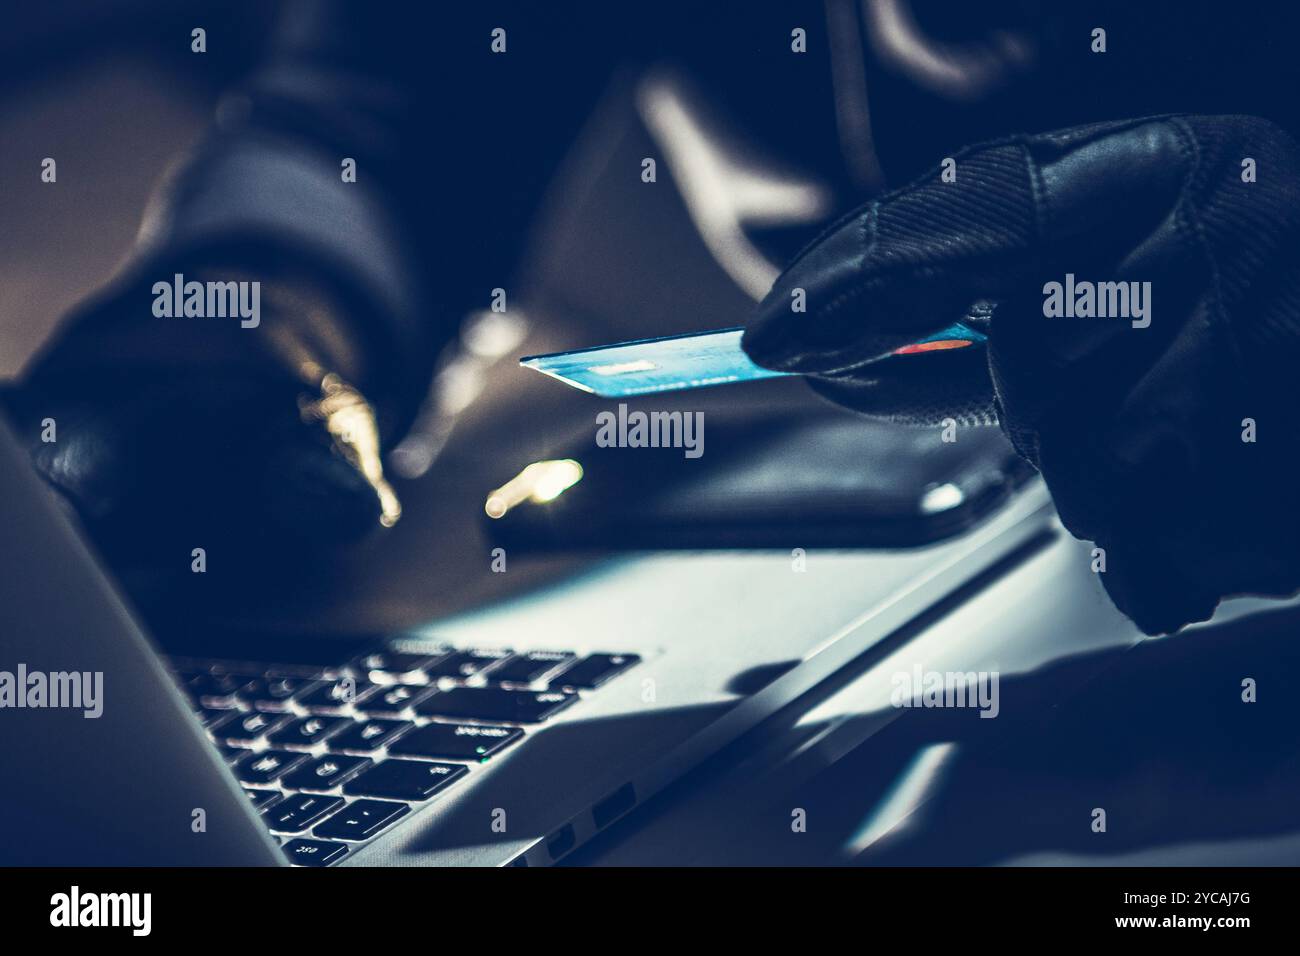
[863,198,877,268]
[1081,120,1204,558]
[1168,116,1231,348]
[1020,138,1051,247]
[1166,117,1260,439]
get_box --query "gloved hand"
[7,272,403,574]
[743,114,1300,634]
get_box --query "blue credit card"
[520,323,985,398]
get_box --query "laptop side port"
[592,782,637,830]
[547,824,576,860]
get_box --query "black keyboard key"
[352,650,440,679]
[344,760,467,801]
[221,711,291,743]
[354,684,435,716]
[197,707,240,730]
[387,722,522,761]
[241,676,318,710]
[283,838,349,867]
[189,672,258,702]
[235,749,308,785]
[296,677,377,710]
[265,793,345,833]
[268,716,352,748]
[174,670,211,698]
[244,788,283,810]
[415,687,576,723]
[492,651,576,685]
[281,754,372,791]
[328,719,413,752]
[552,654,640,689]
[313,799,410,840]
[220,743,252,763]
[424,648,512,680]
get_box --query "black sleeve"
[66,1,626,439]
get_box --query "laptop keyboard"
[167,644,640,866]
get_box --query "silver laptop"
[0,415,1054,866]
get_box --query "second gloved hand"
[743,114,1300,634]
[8,277,401,576]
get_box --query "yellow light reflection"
[484,459,584,519]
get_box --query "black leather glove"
[8,269,404,573]
[744,114,1300,634]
